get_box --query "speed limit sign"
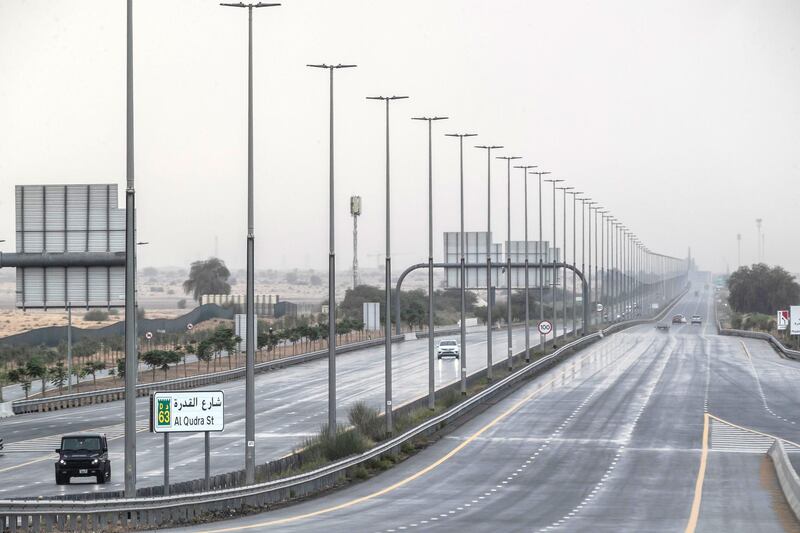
[145,331,153,340]
[537,320,553,336]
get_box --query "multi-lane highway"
[0,319,576,498]
[161,284,800,533]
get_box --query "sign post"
[151,390,225,495]
[164,432,170,495]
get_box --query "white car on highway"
[436,339,460,359]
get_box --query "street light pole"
[367,95,408,435]
[567,191,581,337]
[531,171,551,350]
[579,197,589,333]
[497,155,521,370]
[475,145,503,380]
[308,63,356,436]
[544,178,563,344]
[557,186,573,337]
[514,165,537,360]
[221,1,280,485]
[123,0,138,498]
[445,133,477,394]
[413,115,448,410]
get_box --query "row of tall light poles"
[119,0,691,496]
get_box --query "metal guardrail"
[11,335,406,415]
[714,308,800,360]
[0,292,685,532]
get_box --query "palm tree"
[182,257,232,302]
[25,358,48,396]
[197,340,213,373]
[50,362,69,394]
[8,368,31,399]
[82,360,107,389]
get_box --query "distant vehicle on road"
[656,322,670,331]
[436,339,460,359]
[55,434,111,485]
[691,315,703,325]
[672,314,687,324]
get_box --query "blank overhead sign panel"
[443,232,559,289]
[15,184,125,309]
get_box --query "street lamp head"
[307,64,357,69]
[136,241,149,246]
[367,95,409,101]
[496,156,522,161]
[411,116,449,121]
[557,186,575,191]
[445,133,478,138]
[220,2,281,7]
[544,178,564,183]
[475,145,503,150]
[514,165,537,170]
[531,170,551,176]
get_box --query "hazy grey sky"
[1,0,799,274]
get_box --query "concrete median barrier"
[768,440,800,521]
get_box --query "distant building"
[275,301,298,319]
[200,294,279,317]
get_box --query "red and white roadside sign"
[145,331,153,340]
[537,320,553,336]
[186,323,194,331]
[777,310,789,331]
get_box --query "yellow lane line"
[0,454,53,474]
[685,412,709,533]
[707,413,800,448]
[740,340,751,360]
[191,344,620,532]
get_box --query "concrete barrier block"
[769,440,800,522]
[0,402,15,419]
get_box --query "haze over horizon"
[2,0,798,274]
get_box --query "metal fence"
[0,304,235,348]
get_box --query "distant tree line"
[727,264,800,315]
[338,285,480,330]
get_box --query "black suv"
[55,434,111,485]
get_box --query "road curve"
[162,283,800,533]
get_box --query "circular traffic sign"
[596,303,604,312]
[537,320,553,335]
[145,331,153,340]
[186,323,194,331]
